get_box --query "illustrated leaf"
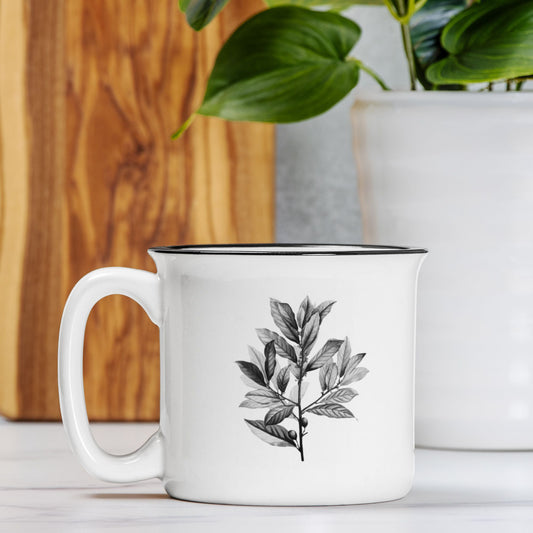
[256,328,297,363]
[337,337,351,377]
[241,374,265,390]
[198,6,362,123]
[301,312,320,356]
[264,404,295,425]
[277,366,291,394]
[240,399,270,409]
[341,352,366,382]
[271,361,282,386]
[289,382,309,403]
[236,361,266,387]
[306,339,343,371]
[319,362,338,392]
[289,362,301,380]
[307,403,354,418]
[426,0,533,84]
[245,388,282,407]
[245,419,297,447]
[297,296,314,328]
[270,298,300,343]
[342,365,369,386]
[409,0,467,89]
[264,340,277,382]
[179,0,230,31]
[274,336,297,363]
[316,300,336,322]
[324,387,358,404]
[248,346,266,378]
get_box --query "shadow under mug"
[58,244,427,505]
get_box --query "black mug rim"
[148,244,428,256]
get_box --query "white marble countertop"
[1,421,533,532]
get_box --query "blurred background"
[277,5,409,243]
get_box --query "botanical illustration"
[236,296,369,461]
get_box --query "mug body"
[150,244,426,505]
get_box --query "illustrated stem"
[297,377,304,462]
[297,338,306,461]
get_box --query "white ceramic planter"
[352,91,533,450]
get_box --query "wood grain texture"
[0,0,29,419]
[0,0,274,420]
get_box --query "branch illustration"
[236,296,369,461]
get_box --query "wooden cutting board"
[0,0,274,420]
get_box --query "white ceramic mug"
[58,244,427,505]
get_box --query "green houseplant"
[174,0,533,136]
[175,0,533,452]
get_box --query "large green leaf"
[179,0,230,31]
[409,0,467,88]
[264,0,382,10]
[426,0,533,84]
[198,6,362,123]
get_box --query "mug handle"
[58,267,163,482]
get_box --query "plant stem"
[171,112,196,139]
[297,373,304,461]
[348,58,391,91]
[400,22,417,90]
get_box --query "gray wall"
[276,6,410,243]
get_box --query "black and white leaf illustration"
[300,312,320,357]
[270,298,299,343]
[245,419,297,447]
[306,338,343,371]
[297,296,314,328]
[238,295,369,461]
[264,404,294,426]
[248,345,266,378]
[240,375,261,389]
[324,387,358,404]
[240,399,271,409]
[316,300,336,322]
[337,337,351,377]
[289,362,301,380]
[341,353,368,386]
[245,388,281,406]
[256,328,297,363]
[306,403,355,419]
[351,352,366,369]
[264,340,277,382]
[342,366,369,386]
[319,362,338,392]
[277,366,290,394]
[236,361,266,387]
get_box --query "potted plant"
[175,0,533,451]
